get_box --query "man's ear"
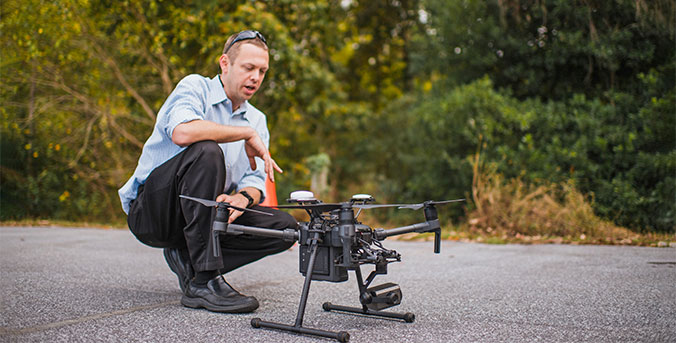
[219,54,230,73]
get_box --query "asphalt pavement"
[1,226,675,342]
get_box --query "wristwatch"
[239,190,254,208]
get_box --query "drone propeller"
[263,198,466,212]
[397,198,466,210]
[179,195,273,216]
[355,198,466,210]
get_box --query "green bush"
[373,77,675,232]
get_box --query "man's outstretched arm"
[172,120,282,181]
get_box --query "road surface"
[1,226,674,342]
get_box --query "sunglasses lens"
[225,31,267,53]
[241,31,256,39]
[241,31,266,44]
[254,31,267,44]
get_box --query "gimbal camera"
[181,191,464,342]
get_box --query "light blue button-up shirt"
[118,74,268,214]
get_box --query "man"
[118,30,296,313]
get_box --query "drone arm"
[373,221,441,254]
[373,222,431,239]
[211,203,298,257]
[226,223,299,242]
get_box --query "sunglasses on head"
[224,30,267,53]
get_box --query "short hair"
[222,32,268,63]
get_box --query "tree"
[384,0,676,231]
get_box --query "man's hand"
[244,133,283,182]
[216,193,249,223]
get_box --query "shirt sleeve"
[160,76,208,140]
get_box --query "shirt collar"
[209,75,249,118]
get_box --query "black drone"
[180,191,464,342]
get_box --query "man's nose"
[250,71,261,83]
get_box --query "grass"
[446,157,672,246]
[390,152,675,248]
[3,159,674,247]
[2,218,673,247]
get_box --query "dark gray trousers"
[127,141,296,273]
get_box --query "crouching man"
[118,30,296,313]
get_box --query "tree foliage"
[412,0,675,99]
[396,0,676,231]
[1,0,674,232]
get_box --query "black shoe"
[163,248,194,293]
[181,275,259,313]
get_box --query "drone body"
[181,192,464,342]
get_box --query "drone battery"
[360,282,402,310]
[299,245,348,282]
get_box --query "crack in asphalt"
[0,300,181,336]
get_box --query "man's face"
[220,43,269,110]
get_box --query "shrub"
[467,156,638,244]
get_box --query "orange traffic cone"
[260,177,278,207]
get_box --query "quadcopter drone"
[181,191,464,342]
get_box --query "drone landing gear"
[251,232,350,342]
[321,302,415,323]
[250,233,413,342]
[251,318,349,342]
[322,267,415,323]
